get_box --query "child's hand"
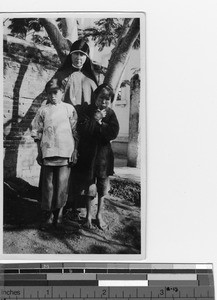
[100,109,106,118]
[36,142,43,166]
[69,149,78,166]
[94,109,106,123]
[94,110,103,121]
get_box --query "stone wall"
[3,35,60,183]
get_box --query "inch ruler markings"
[0,263,214,299]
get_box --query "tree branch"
[117,18,132,43]
[104,18,140,93]
[39,18,70,63]
[60,18,78,42]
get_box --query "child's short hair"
[45,78,64,93]
[93,83,115,103]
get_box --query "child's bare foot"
[53,208,64,228]
[40,211,54,230]
[96,215,107,230]
[83,219,94,229]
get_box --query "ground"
[3,173,141,255]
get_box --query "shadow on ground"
[3,177,141,255]
[4,178,41,227]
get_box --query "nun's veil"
[58,39,98,86]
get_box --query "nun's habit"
[55,39,98,107]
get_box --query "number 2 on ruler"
[101,289,107,297]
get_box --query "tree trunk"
[60,18,78,42]
[104,18,140,94]
[114,18,132,48]
[110,18,132,102]
[112,55,130,104]
[39,18,70,63]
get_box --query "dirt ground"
[3,177,141,255]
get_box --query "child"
[73,84,119,229]
[31,78,78,229]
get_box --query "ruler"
[0,263,214,299]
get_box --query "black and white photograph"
[2,13,145,257]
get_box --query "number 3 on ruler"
[160,289,165,296]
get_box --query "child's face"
[71,51,87,69]
[47,89,63,104]
[95,89,112,110]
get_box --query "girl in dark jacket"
[73,84,119,229]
